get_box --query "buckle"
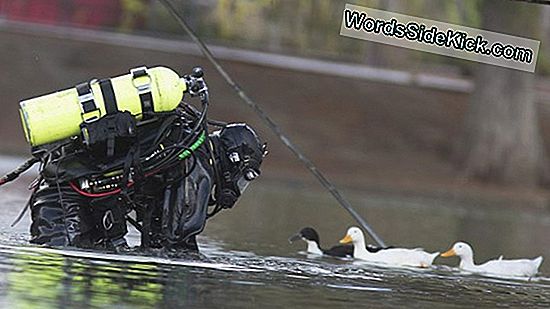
[76,81,100,123]
[130,66,152,94]
[130,66,149,78]
[82,113,100,124]
[135,82,151,95]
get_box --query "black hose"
[0,157,39,187]
[126,215,143,233]
[158,0,386,247]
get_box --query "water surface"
[0,170,549,308]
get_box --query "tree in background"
[119,0,149,32]
[455,0,547,187]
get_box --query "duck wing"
[366,245,394,253]
[369,248,438,267]
[480,258,542,277]
[324,244,354,257]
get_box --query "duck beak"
[441,248,456,257]
[288,233,302,243]
[339,234,353,244]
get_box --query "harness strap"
[130,66,154,118]
[98,79,118,115]
[98,79,119,157]
[76,81,100,123]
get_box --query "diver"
[2,66,266,251]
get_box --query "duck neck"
[459,254,475,269]
[306,240,323,255]
[353,240,370,257]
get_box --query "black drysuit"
[28,113,264,251]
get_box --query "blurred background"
[0,0,549,272]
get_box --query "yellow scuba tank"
[19,66,187,147]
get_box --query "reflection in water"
[1,244,268,308]
[6,251,164,308]
[0,244,549,309]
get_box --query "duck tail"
[429,251,440,262]
[534,256,544,268]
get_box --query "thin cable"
[158,0,386,247]
[10,178,40,227]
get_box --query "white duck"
[339,227,439,268]
[441,242,543,278]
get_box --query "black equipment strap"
[139,90,153,116]
[132,67,148,78]
[130,67,154,117]
[98,79,119,157]
[76,82,97,113]
[98,79,118,115]
[76,81,101,123]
